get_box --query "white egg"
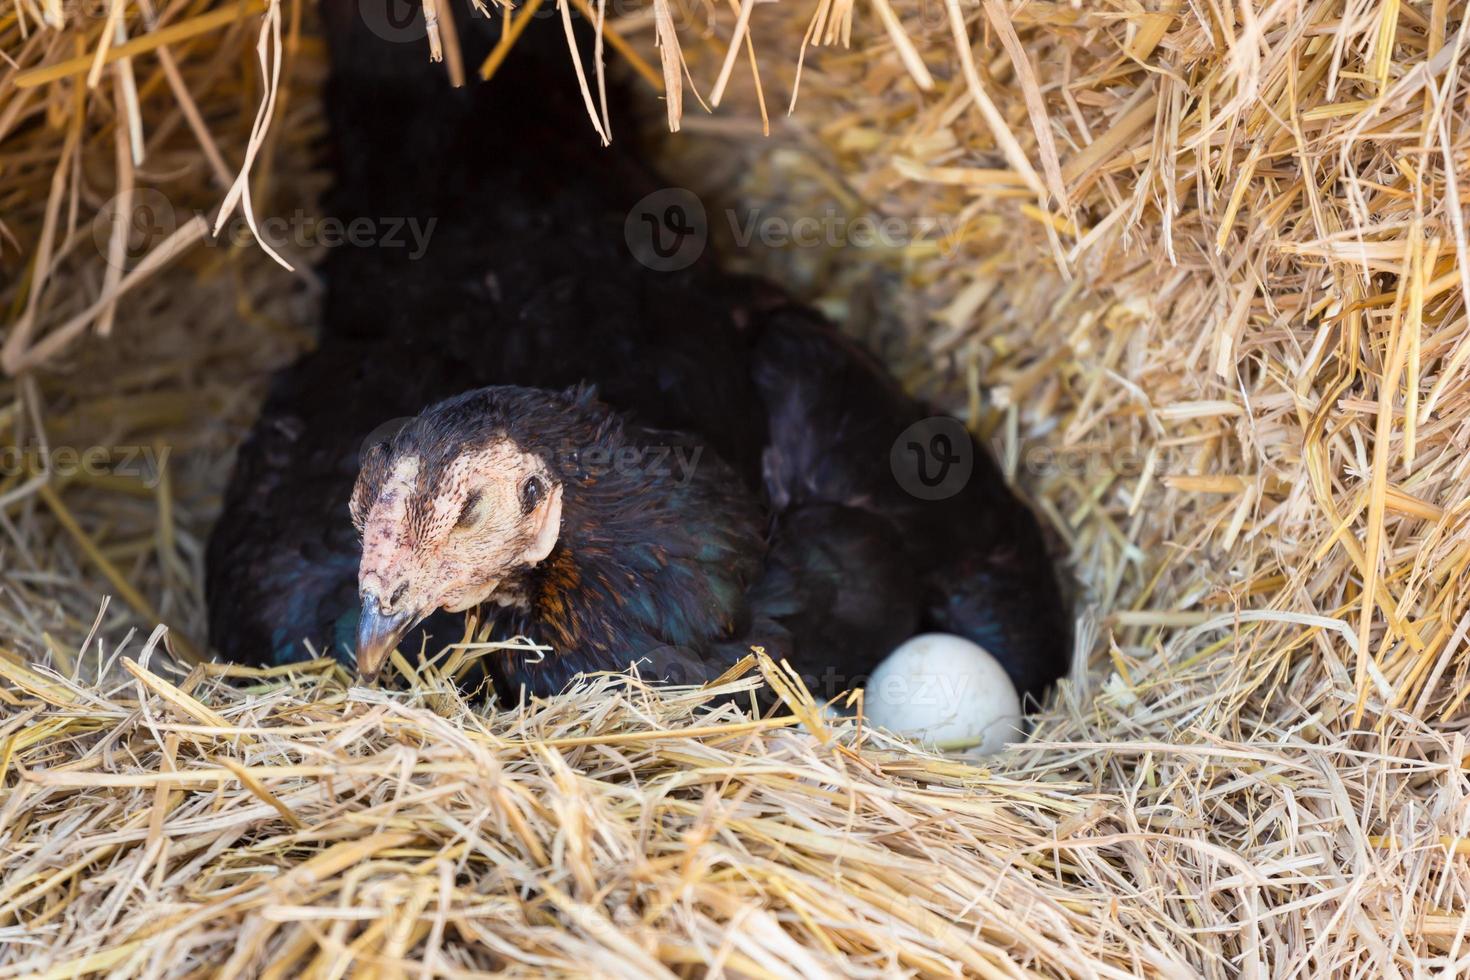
[863,633,1023,756]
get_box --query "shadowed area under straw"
[3,0,1470,974]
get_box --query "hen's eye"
[520,476,544,514]
[456,489,483,529]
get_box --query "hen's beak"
[355,595,418,683]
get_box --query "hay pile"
[3,0,1470,974]
[1,651,1197,976]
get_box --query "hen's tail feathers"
[316,0,653,346]
[320,0,635,209]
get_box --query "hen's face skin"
[350,436,563,681]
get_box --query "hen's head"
[349,386,602,680]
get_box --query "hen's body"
[206,0,1070,703]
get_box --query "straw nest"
[4,0,1470,974]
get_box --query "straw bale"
[3,0,1470,973]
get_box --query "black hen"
[205,0,1070,704]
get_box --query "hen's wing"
[749,307,1071,702]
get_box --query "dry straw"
[3,0,1470,974]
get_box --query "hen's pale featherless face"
[350,435,562,679]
